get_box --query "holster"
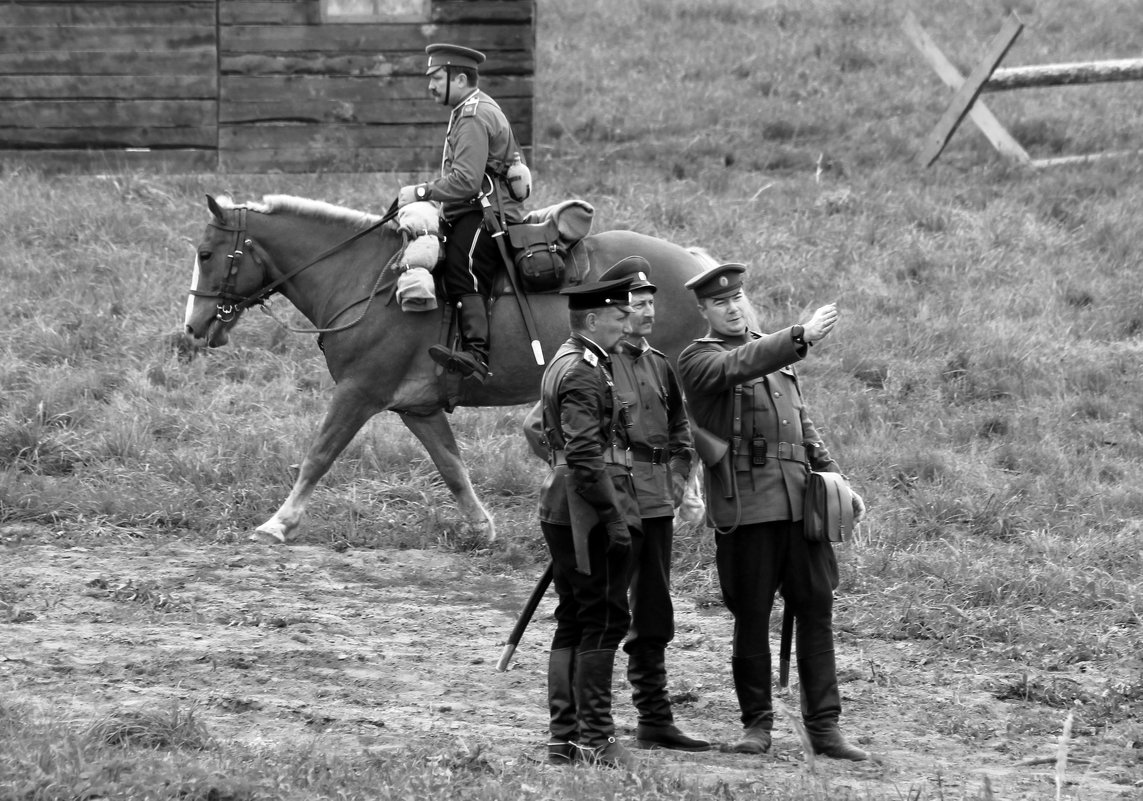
[692,425,734,500]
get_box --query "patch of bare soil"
[1,526,1138,799]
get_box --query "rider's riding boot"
[629,647,711,751]
[729,653,773,754]
[428,293,490,382]
[799,648,869,761]
[547,647,578,765]
[574,649,636,769]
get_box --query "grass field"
[3,0,1143,798]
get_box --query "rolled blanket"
[396,266,437,312]
[396,201,440,237]
[401,234,441,272]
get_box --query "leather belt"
[733,441,808,471]
[628,445,666,465]
[550,447,633,469]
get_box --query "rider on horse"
[398,43,532,384]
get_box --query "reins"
[193,198,402,331]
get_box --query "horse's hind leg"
[398,409,495,541]
[251,387,376,545]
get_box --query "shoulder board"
[461,96,480,117]
[583,349,599,367]
[645,345,667,359]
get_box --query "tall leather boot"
[629,647,711,751]
[547,648,578,765]
[574,649,635,769]
[428,293,489,382]
[798,649,868,761]
[729,654,773,754]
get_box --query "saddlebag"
[508,219,566,292]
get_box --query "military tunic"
[609,338,693,655]
[539,334,638,653]
[417,88,528,299]
[678,327,841,667]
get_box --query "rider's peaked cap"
[425,43,486,75]
[600,255,656,293]
[560,277,636,312]
[685,262,747,300]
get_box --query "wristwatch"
[415,184,428,201]
[792,325,807,346]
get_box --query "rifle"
[496,562,554,672]
[477,186,545,366]
[691,425,734,500]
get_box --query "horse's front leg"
[398,410,495,541]
[251,386,377,544]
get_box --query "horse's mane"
[217,194,382,231]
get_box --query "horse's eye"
[198,251,212,262]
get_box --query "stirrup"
[428,345,488,382]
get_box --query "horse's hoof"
[249,526,288,545]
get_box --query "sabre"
[477,185,545,365]
[778,605,794,688]
[496,562,554,671]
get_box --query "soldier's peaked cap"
[684,262,747,300]
[560,277,636,312]
[425,43,486,75]
[600,255,656,293]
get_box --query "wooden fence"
[904,11,1143,168]
[0,0,536,173]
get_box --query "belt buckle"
[777,442,792,460]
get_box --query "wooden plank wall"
[0,0,218,172]
[0,0,535,173]
[219,0,536,173]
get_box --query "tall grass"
[3,0,1143,797]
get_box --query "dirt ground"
[1,523,1138,799]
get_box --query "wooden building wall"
[0,0,535,173]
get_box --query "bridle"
[190,199,401,326]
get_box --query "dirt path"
[0,528,1135,799]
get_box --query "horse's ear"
[206,194,225,221]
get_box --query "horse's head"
[183,194,269,348]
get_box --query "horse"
[182,194,708,544]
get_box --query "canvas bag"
[507,219,565,291]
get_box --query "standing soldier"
[537,277,640,769]
[597,256,711,752]
[397,43,531,383]
[676,263,869,761]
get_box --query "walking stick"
[495,562,554,671]
[476,187,545,366]
[778,605,794,688]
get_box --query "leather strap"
[550,447,633,469]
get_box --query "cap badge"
[719,276,729,287]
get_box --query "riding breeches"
[714,520,839,659]
[624,515,675,654]
[543,520,631,654]
[440,211,501,299]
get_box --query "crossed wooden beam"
[903,11,1143,167]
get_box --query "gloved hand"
[605,520,631,552]
[397,185,419,208]
[671,470,688,507]
[850,489,867,524]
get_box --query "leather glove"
[850,489,867,524]
[671,470,688,507]
[397,184,419,208]
[605,520,631,552]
